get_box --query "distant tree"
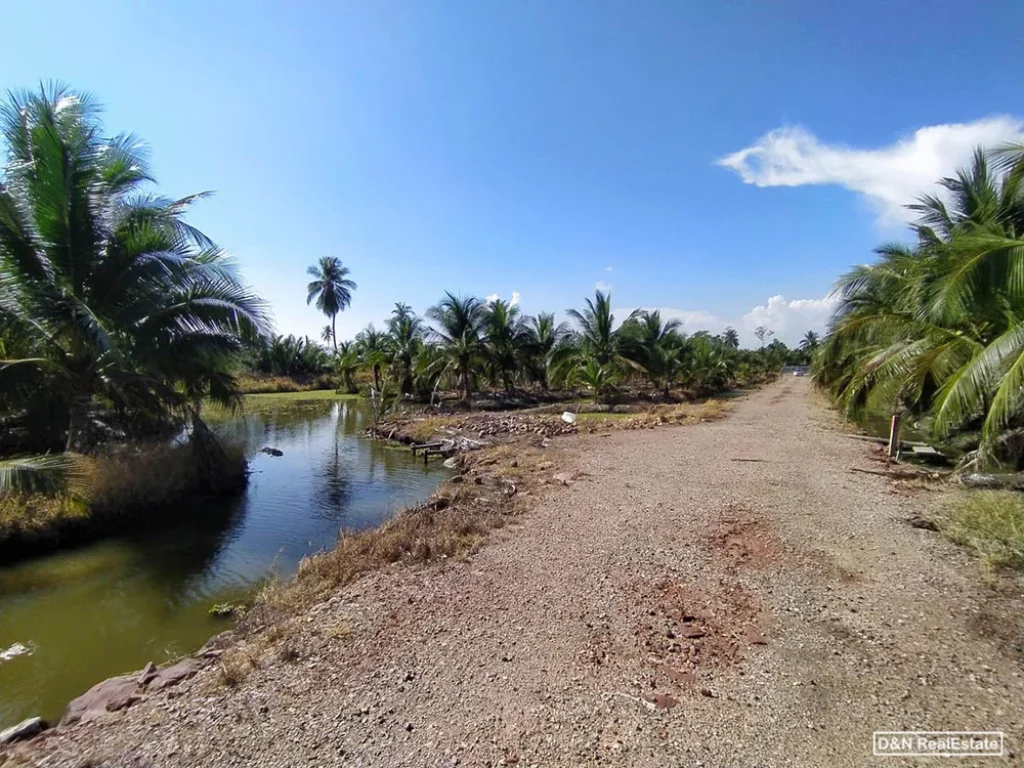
[799,330,820,351]
[723,327,740,349]
[321,324,334,345]
[754,326,774,348]
[306,257,356,351]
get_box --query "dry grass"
[218,647,258,687]
[405,416,460,442]
[937,491,1024,572]
[236,374,339,394]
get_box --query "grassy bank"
[236,374,344,395]
[938,491,1024,572]
[0,442,247,560]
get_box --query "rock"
[148,659,201,692]
[62,674,143,725]
[196,630,235,658]
[0,717,45,744]
[906,515,938,531]
[137,661,158,685]
[643,693,678,710]
[679,626,707,639]
[553,473,574,486]
[260,446,284,457]
[443,456,461,469]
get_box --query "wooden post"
[888,413,902,459]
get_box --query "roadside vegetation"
[809,142,1024,572]
[813,144,1024,471]
[938,492,1024,572]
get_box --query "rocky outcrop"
[60,658,202,726]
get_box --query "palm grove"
[260,285,796,406]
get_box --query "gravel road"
[11,378,1024,767]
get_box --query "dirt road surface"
[11,379,1024,767]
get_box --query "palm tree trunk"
[331,314,338,352]
[65,394,91,453]
[461,364,472,401]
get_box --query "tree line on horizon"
[252,268,819,403]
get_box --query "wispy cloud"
[717,117,1024,225]
[605,266,613,272]
[595,280,612,293]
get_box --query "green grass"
[938,491,1024,571]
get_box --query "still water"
[0,395,444,728]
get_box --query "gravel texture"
[9,378,1024,767]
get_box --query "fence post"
[888,413,902,459]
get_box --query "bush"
[0,441,248,557]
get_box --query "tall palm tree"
[306,256,356,351]
[0,84,269,452]
[426,292,486,401]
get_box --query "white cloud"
[486,291,521,306]
[717,118,1024,225]
[740,294,839,344]
[614,294,838,347]
[595,280,612,293]
[605,266,613,272]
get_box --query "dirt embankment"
[7,379,1023,768]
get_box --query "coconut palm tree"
[387,303,423,395]
[814,147,1024,465]
[570,360,621,403]
[321,324,334,345]
[334,341,360,394]
[306,256,356,351]
[619,310,684,395]
[523,312,570,389]
[799,331,820,351]
[426,292,486,401]
[565,291,636,366]
[483,299,529,393]
[723,327,740,349]
[355,324,392,393]
[0,84,269,452]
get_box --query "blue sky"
[3,1,1023,345]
